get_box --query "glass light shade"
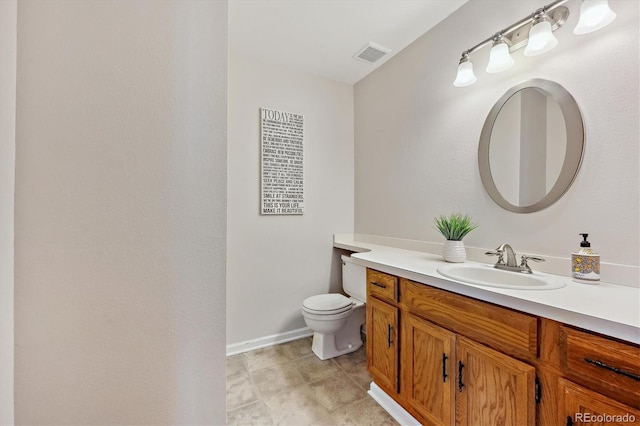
[524,20,558,56]
[574,0,616,35]
[486,42,514,73]
[453,60,476,87]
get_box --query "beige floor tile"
[278,336,314,360]
[333,346,372,391]
[227,338,397,426]
[243,345,292,372]
[262,384,333,425]
[227,354,247,378]
[293,354,342,383]
[251,361,306,398]
[226,373,260,411]
[343,362,372,391]
[226,400,274,425]
[333,346,367,373]
[331,395,399,425]
[308,374,366,412]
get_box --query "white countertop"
[334,235,640,345]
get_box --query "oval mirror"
[478,79,584,213]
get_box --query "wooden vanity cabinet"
[401,313,456,425]
[539,320,640,425]
[401,314,535,426]
[558,378,640,426]
[456,336,536,426]
[558,324,640,409]
[366,269,399,395]
[400,278,536,425]
[367,296,399,394]
[365,268,639,426]
[401,278,538,362]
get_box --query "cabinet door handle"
[458,361,464,392]
[371,281,387,289]
[442,354,448,382]
[584,358,640,381]
[387,324,393,348]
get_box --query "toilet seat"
[302,294,353,315]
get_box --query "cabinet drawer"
[559,378,640,425]
[560,325,640,409]
[401,278,537,361]
[367,269,398,303]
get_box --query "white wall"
[355,0,639,277]
[14,1,227,424]
[227,55,354,346]
[0,1,17,424]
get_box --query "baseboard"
[368,381,421,426]
[226,327,313,356]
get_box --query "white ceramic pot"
[443,240,466,263]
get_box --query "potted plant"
[434,213,478,263]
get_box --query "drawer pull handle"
[584,358,640,381]
[387,324,393,348]
[458,361,464,392]
[371,281,387,289]
[442,354,448,382]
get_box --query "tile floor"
[226,337,399,425]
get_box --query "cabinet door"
[402,313,456,426]
[559,378,640,426]
[366,296,398,393]
[456,336,535,426]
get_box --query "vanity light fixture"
[523,11,559,56]
[453,53,477,87]
[486,35,515,73]
[453,0,617,87]
[574,0,617,34]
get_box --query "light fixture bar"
[460,0,569,59]
[452,0,581,88]
[453,0,617,87]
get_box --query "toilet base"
[311,332,363,360]
[310,304,365,360]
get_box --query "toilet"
[301,255,366,360]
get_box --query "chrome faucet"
[485,243,545,274]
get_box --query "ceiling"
[229,0,468,85]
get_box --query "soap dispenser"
[572,233,600,284]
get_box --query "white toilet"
[301,255,366,360]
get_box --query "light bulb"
[574,0,616,35]
[486,41,514,73]
[524,19,558,56]
[453,59,476,87]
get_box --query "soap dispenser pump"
[572,233,600,284]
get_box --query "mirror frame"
[478,79,585,213]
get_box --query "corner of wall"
[0,0,17,424]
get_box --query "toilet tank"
[342,255,366,302]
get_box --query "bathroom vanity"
[334,235,640,426]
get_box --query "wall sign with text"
[260,107,304,215]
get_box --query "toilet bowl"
[301,256,366,360]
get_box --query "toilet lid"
[302,294,353,314]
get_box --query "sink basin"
[437,263,566,290]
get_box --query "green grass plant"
[434,213,478,241]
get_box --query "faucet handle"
[520,255,545,271]
[521,254,545,263]
[485,250,505,264]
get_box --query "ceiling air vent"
[353,42,391,64]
